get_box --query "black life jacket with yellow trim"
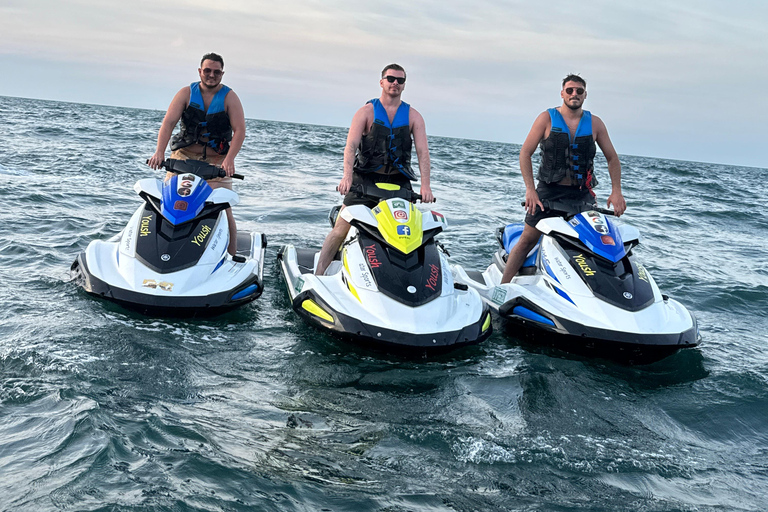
[537,108,598,189]
[353,98,416,180]
[170,82,232,156]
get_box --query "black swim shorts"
[343,172,413,209]
[524,182,597,227]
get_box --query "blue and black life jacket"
[170,82,232,157]
[353,98,416,180]
[537,107,598,189]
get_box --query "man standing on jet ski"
[501,74,626,284]
[147,53,246,257]
[315,63,435,276]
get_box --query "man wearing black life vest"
[147,53,246,257]
[500,74,626,284]
[315,64,435,276]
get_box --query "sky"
[1,0,765,168]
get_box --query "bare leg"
[225,207,237,257]
[500,223,541,284]
[316,215,351,276]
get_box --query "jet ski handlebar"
[349,183,424,203]
[520,201,615,217]
[149,159,244,180]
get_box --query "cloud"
[0,0,765,166]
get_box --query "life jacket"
[537,108,598,189]
[170,82,232,157]
[353,98,416,180]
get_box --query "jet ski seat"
[236,232,251,256]
[466,270,486,285]
[500,224,540,273]
[295,248,318,275]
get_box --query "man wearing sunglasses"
[500,74,626,283]
[315,63,434,276]
[148,53,246,257]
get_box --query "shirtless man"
[147,53,245,257]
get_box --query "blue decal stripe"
[543,258,560,284]
[554,286,575,305]
[212,257,226,274]
[512,306,556,327]
[231,284,259,300]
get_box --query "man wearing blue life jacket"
[501,74,626,284]
[147,53,246,257]
[315,63,435,275]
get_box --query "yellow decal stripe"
[347,280,361,302]
[482,313,492,332]
[301,299,334,323]
[343,249,350,274]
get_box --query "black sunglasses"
[202,68,223,77]
[384,75,406,85]
[565,87,585,95]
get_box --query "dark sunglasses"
[384,75,406,85]
[565,87,585,95]
[202,68,223,77]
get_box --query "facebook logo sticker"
[397,225,411,236]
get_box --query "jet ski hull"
[72,230,266,317]
[71,253,263,317]
[278,244,492,353]
[498,295,699,364]
[454,214,701,364]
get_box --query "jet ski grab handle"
[520,201,615,217]
[348,183,424,203]
[148,159,244,180]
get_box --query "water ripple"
[0,95,767,511]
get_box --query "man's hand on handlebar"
[419,185,435,203]
[221,155,237,177]
[337,175,353,195]
[147,151,165,170]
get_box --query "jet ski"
[277,183,492,352]
[71,159,266,316]
[452,202,700,363]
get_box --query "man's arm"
[221,91,246,176]
[519,111,549,214]
[593,116,626,216]
[147,87,189,169]
[410,108,434,203]
[338,104,372,195]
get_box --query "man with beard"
[147,53,245,257]
[501,74,626,283]
[315,63,435,276]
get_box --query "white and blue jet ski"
[452,202,700,363]
[71,159,266,316]
[277,183,492,352]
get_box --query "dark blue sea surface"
[1,95,767,511]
